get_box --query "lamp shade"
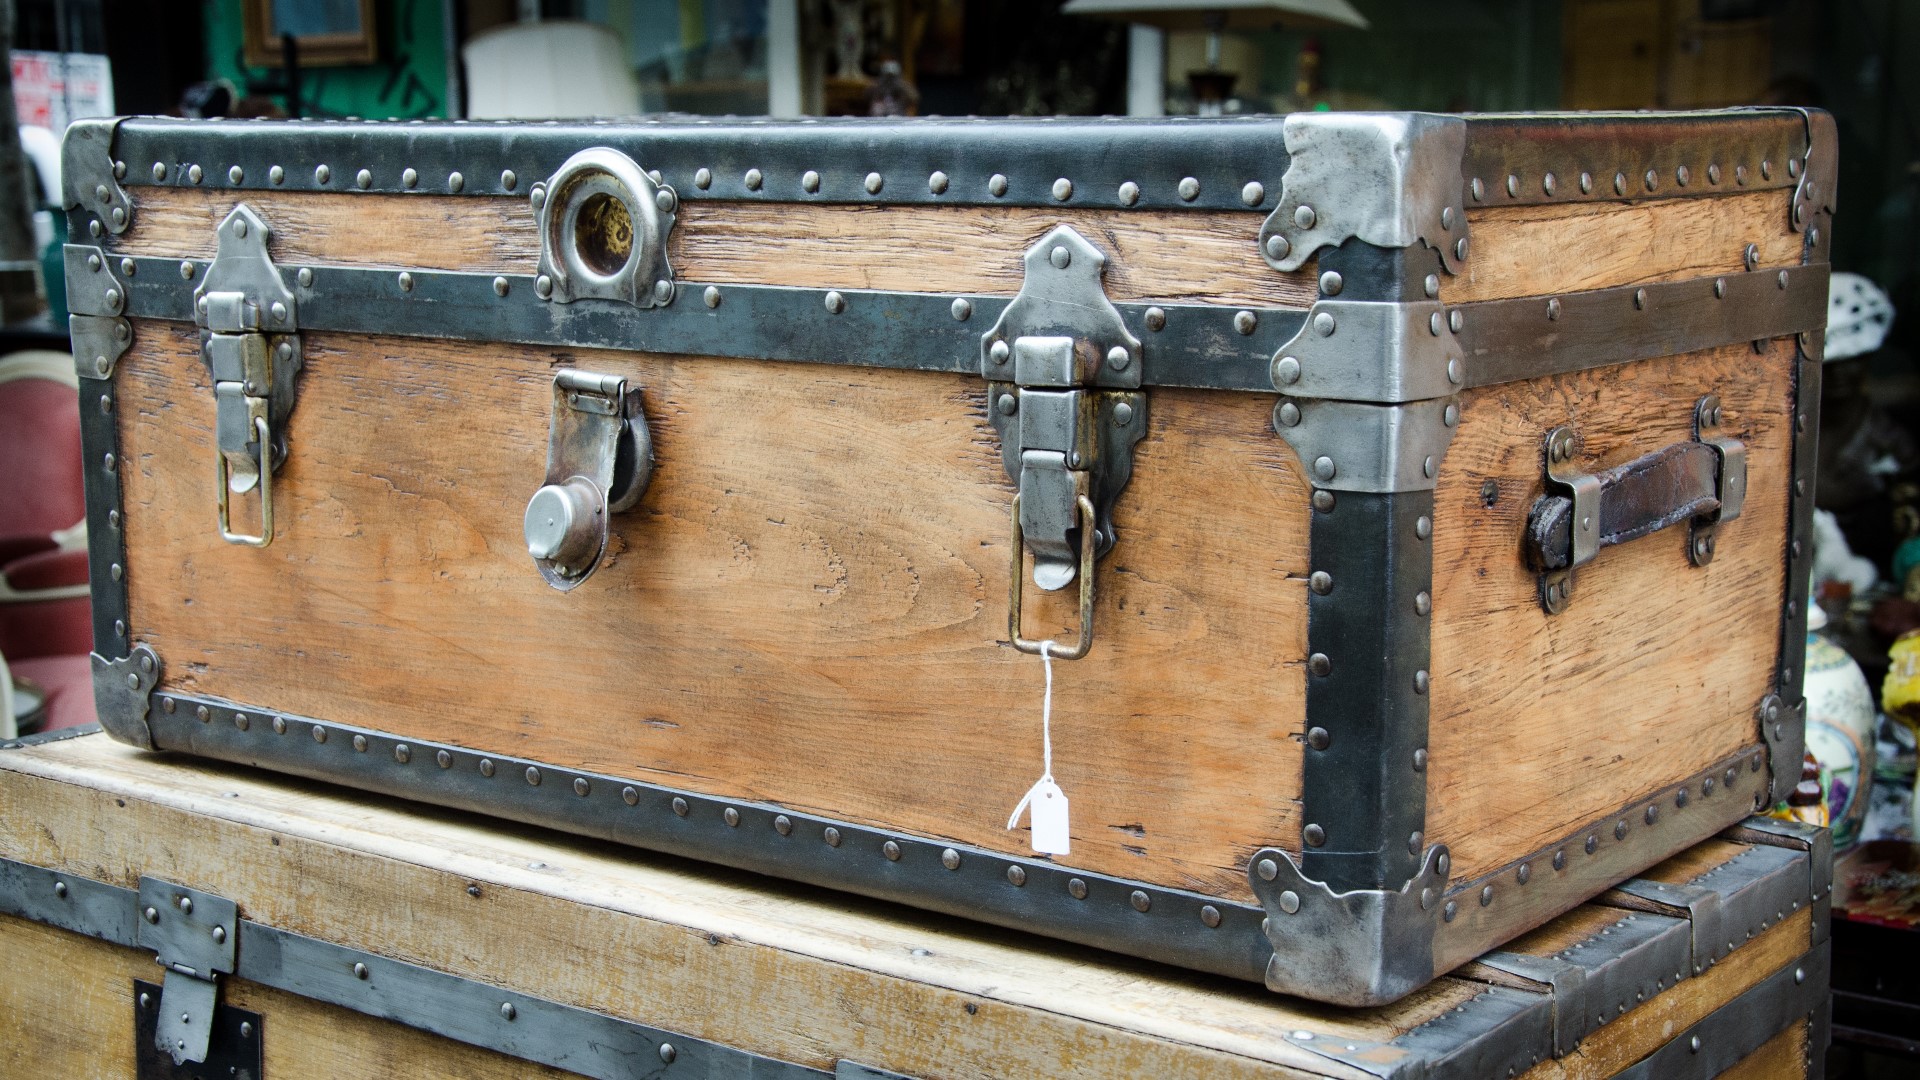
[1061,0,1368,32]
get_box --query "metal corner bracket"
[1271,396,1459,494]
[1247,844,1451,1007]
[195,203,304,547]
[1787,108,1837,235]
[90,644,161,750]
[1269,299,1466,404]
[1260,113,1470,276]
[61,116,132,237]
[533,147,677,308]
[981,224,1146,657]
[135,877,239,1066]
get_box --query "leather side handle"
[1526,441,1725,571]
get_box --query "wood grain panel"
[1450,189,1798,303]
[1428,339,1794,886]
[0,733,1478,1078]
[0,918,580,1079]
[117,323,1309,900]
[108,187,1317,308]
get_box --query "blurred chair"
[0,349,93,736]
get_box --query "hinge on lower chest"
[135,878,239,1067]
[196,205,302,547]
[980,226,1146,659]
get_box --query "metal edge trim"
[0,721,105,750]
[1473,905,1692,1058]
[0,855,826,1080]
[103,114,1294,212]
[112,256,1828,399]
[74,326,133,661]
[1608,942,1828,1080]
[1604,841,1810,974]
[1460,109,1809,209]
[117,255,1296,394]
[137,690,1276,984]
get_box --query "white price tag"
[1008,776,1071,855]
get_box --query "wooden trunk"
[0,730,1832,1079]
[62,109,1833,1004]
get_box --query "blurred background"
[0,2,1916,1071]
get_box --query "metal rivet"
[1276,401,1301,427]
[1234,310,1257,335]
[692,167,712,190]
[1415,516,1432,540]
[1309,652,1331,676]
[1778,269,1790,289]
[1643,168,1658,192]
[1200,904,1221,928]
[1633,287,1646,310]
[151,161,167,182]
[524,766,541,786]
[941,848,961,870]
[1441,206,1455,230]
[1105,345,1131,373]
[110,509,120,528]
[1585,834,1599,854]
[1579,171,1593,194]
[1143,306,1166,332]
[1313,312,1336,337]
[1423,274,1441,300]
[448,171,464,192]
[926,170,947,195]
[1444,901,1457,922]
[1414,670,1430,695]
[398,272,414,292]
[1274,356,1301,385]
[434,749,452,769]
[144,906,158,924]
[824,826,841,847]
[880,840,901,861]
[352,734,368,753]
[312,725,328,744]
[1304,824,1326,847]
[195,704,210,722]
[1481,885,1494,907]
[187,164,203,184]
[1116,180,1140,206]
[1470,177,1485,201]
[1614,819,1628,840]
[53,880,67,899]
[1309,570,1332,595]
[703,285,721,308]
[114,619,126,638]
[1239,181,1265,206]
[1676,165,1690,187]
[570,777,590,797]
[295,266,314,289]
[865,171,884,195]
[1113,401,1135,427]
[1052,177,1073,201]
[996,393,1017,416]
[1690,1036,1701,1053]
[87,252,102,271]
[672,797,689,816]
[659,1043,677,1064]
[1505,174,1519,198]
[1307,727,1330,751]
[1517,863,1531,885]
[1313,490,1335,513]
[535,275,553,299]
[1761,159,1774,180]
[1794,967,1805,984]
[988,173,1008,197]
[501,169,518,191]
[500,1002,516,1020]
[1312,456,1336,481]
[1264,234,1289,260]
[271,715,287,735]
[1256,858,1279,881]
[1293,204,1316,229]
[394,744,411,764]
[1415,591,1433,616]
[1279,890,1302,915]
[1449,309,1463,333]
[1676,787,1689,808]
[354,168,372,190]
[774,814,792,835]
[825,291,847,314]
[715,806,736,826]
[1068,878,1088,900]
[1007,865,1027,886]
[111,563,124,581]
[401,167,418,189]
[1130,890,1151,912]
[1178,176,1200,201]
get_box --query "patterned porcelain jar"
[1803,609,1878,851]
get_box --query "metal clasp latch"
[523,370,653,590]
[196,204,301,547]
[135,878,237,1067]
[981,226,1146,659]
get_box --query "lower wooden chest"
[63,108,1834,1003]
[0,728,1834,1078]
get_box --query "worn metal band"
[1456,264,1829,389]
[1460,110,1809,208]
[0,855,827,1079]
[1302,490,1432,891]
[1476,907,1693,1058]
[132,691,1275,983]
[1771,337,1821,802]
[75,340,132,661]
[1604,841,1810,974]
[103,252,1295,393]
[100,114,1292,212]
[1610,944,1827,1080]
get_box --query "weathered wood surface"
[106,188,1318,308]
[0,733,1465,1079]
[1428,338,1793,886]
[111,185,1798,312]
[1451,189,1799,303]
[119,322,1309,900]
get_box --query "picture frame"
[242,0,378,68]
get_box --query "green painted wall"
[203,0,449,119]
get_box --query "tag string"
[1039,638,1055,780]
